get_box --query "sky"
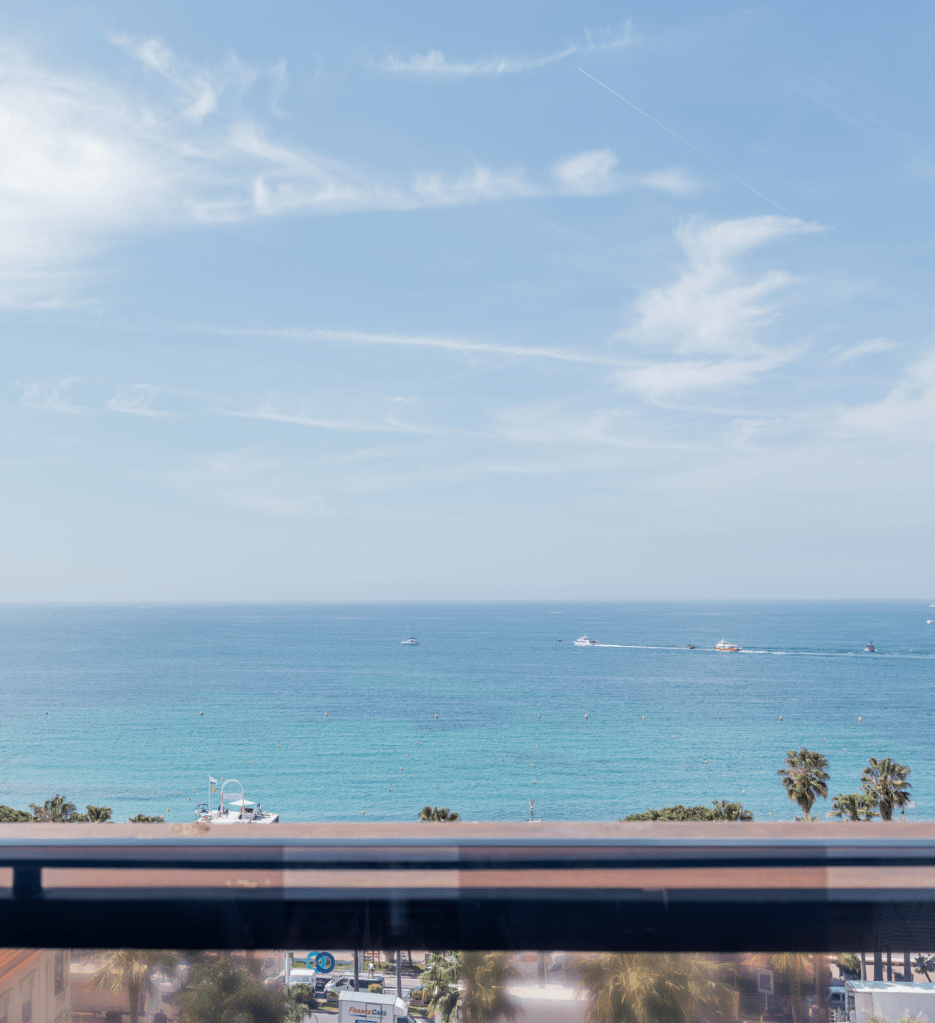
[1,2,934,601]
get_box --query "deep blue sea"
[1,602,933,824]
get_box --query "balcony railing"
[2,822,935,950]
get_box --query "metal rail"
[2,822,935,951]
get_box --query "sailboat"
[401,623,419,646]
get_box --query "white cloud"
[0,37,568,305]
[614,214,818,396]
[380,26,631,77]
[18,378,83,413]
[837,348,935,436]
[219,395,447,435]
[554,150,618,196]
[640,167,699,194]
[826,337,896,365]
[106,385,171,416]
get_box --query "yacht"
[574,635,598,646]
[714,639,741,652]
[865,642,875,652]
[401,623,419,646]
[196,779,279,824]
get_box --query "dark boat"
[865,642,875,652]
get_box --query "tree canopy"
[0,804,33,822]
[827,792,878,821]
[778,748,829,816]
[861,757,911,821]
[418,805,460,821]
[623,801,752,822]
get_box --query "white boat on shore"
[574,635,598,646]
[714,639,741,652]
[197,778,279,824]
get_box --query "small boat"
[197,779,279,824]
[865,642,875,652]
[927,620,933,625]
[686,644,696,649]
[574,635,598,646]
[714,639,741,652]
[401,623,419,646]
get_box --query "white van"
[325,973,386,998]
[338,990,417,1023]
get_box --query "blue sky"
[1,2,934,600]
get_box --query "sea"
[0,601,932,824]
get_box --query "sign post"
[758,970,774,1017]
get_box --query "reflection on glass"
[0,950,929,1023]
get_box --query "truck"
[846,980,935,1023]
[338,990,418,1023]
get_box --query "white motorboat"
[197,778,279,824]
[865,642,875,652]
[714,639,741,652]
[573,635,598,646]
[401,622,419,645]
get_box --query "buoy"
[188,796,191,800]
[406,754,409,757]
[779,716,782,721]
[705,760,707,763]
[769,811,772,816]
[844,748,847,751]
[325,712,328,716]
[362,811,365,815]
[533,780,537,784]
[400,767,403,771]
[200,712,203,716]
[642,715,645,720]
[45,711,48,715]
[538,715,541,718]
[389,788,391,792]
[435,714,438,719]
[859,716,863,722]
[532,762,534,766]
[584,714,588,719]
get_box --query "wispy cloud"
[111,34,257,122]
[554,149,619,196]
[640,167,699,194]
[380,26,631,77]
[218,395,449,435]
[18,379,83,413]
[1,34,629,305]
[836,348,935,437]
[106,384,171,416]
[826,337,896,365]
[613,214,819,397]
[195,323,616,366]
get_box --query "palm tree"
[746,954,814,1023]
[711,800,754,821]
[181,956,293,1023]
[91,950,181,1023]
[827,793,878,821]
[29,794,80,821]
[418,806,460,821]
[461,953,518,1023]
[86,805,113,823]
[778,748,829,817]
[575,953,721,1023]
[861,758,911,821]
[422,953,461,1023]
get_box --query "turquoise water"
[1,601,933,823]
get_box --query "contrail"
[578,67,795,218]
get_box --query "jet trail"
[578,67,795,218]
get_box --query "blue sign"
[305,952,336,974]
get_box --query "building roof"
[0,949,42,983]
